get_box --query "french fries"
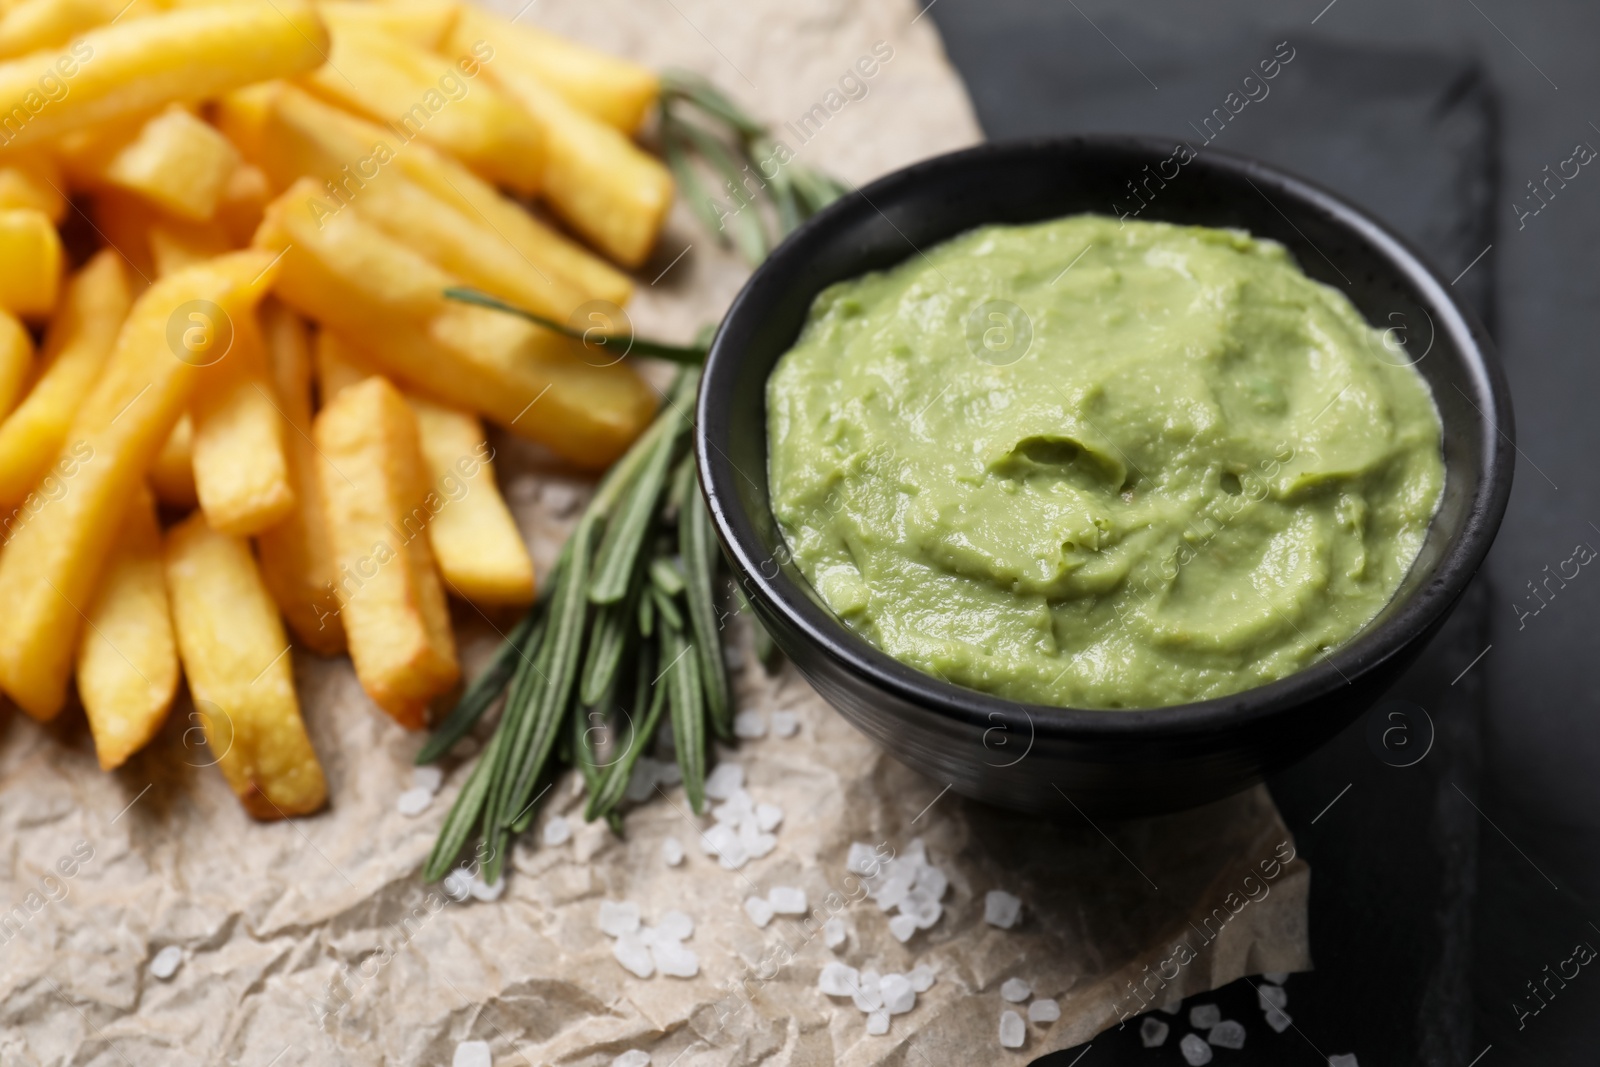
[0,306,31,417]
[190,308,295,535]
[313,374,457,727]
[316,0,457,51]
[0,151,66,221]
[0,0,130,60]
[148,216,234,276]
[0,249,277,720]
[0,0,328,150]
[0,249,129,507]
[164,509,326,818]
[76,486,178,770]
[148,413,198,508]
[257,178,656,469]
[59,105,242,221]
[0,207,60,316]
[255,303,344,654]
[299,25,542,195]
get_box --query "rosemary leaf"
[639,587,655,637]
[586,655,670,820]
[677,458,731,739]
[664,625,706,813]
[662,69,766,136]
[650,556,685,597]
[422,725,501,882]
[442,286,708,364]
[652,584,684,631]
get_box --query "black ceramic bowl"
[695,136,1513,818]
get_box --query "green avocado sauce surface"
[766,215,1445,709]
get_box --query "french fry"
[164,509,327,818]
[148,412,198,508]
[255,303,344,654]
[477,61,672,268]
[0,249,129,507]
[0,207,60,316]
[214,161,269,245]
[409,396,533,604]
[318,329,533,604]
[298,25,542,195]
[190,307,295,535]
[210,81,279,161]
[0,0,328,151]
[0,150,65,220]
[0,0,130,60]
[450,5,658,133]
[0,249,278,720]
[149,216,235,275]
[317,0,457,51]
[0,306,31,417]
[75,486,178,770]
[257,178,656,469]
[59,105,242,221]
[259,85,630,306]
[313,374,458,727]
[89,189,157,283]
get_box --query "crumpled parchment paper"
[0,1,1311,1063]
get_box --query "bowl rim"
[696,133,1515,741]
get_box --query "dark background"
[925,1,1600,1064]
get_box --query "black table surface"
[925,1,1600,1064]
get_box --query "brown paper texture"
[0,1,1310,1063]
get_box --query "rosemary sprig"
[443,286,709,364]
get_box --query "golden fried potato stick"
[148,413,198,508]
[0,306,31,418]
[316,0,457,50]
[0,207,60,317]
[148,217,235,276]
[0,249,129,507]
[59,105,242,221]
[255,304,344,654]
[451,5,658,133]
[298,25,541,195]
[0,249,279,720]
[256,178,656,469]
[213,162,270,246]
[164,509,327,818]
[190,307,295,535]
[75,486,178,769]
[0,0,132,60]
[0,0,327,151]
[257,85,630,307]
[317,329,533,604]
[313,374,458,728]
[0,150,65,220]
[88,189,157,284]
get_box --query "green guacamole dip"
[766,215,1444,709]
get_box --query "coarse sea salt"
[469,875,505,902]
[984,890,1022,929]
[887,914,917,942]
[396,787,432,817]
[704,762,745,800]
[542,815,572,846]
[651,939,700,978]
[598,900,641,938]
[768,886,807,915]
[845,842,880,876]
[442,868,475,901]
[823,916,847,950]
[1264,1005,1293,1033]
[733,709,767,738]
[743,895,774,928]
[453,1040,491,1067]
[1258,983,1288,1011]
[655,909,694,942]
[818,962,859,997]
[613,933,654,978]
[1000,977,1031,1003]
[770,709,799,737]
[998,1010,1025,1049]
[149,945,183,979]
[908,964,935,993]
[661,837,684,867]
[1207,1020,1246,1049]
[865,1008,890,1035]
[1189,1003,1221,1030]
[880,973,916,1015]
[755,803,784,832]
[1028,998,1060,1023]
[412,765,443,794]
[1139,1016,1169,1047]
[1179,1032,1213,1065]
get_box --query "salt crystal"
[908,964,935,993]
[1328,1056,1359,1067]
[703,824,749,870]
[770,709,799,737]
[888,913,918,942]
[661,837,684,867]
[1028,998,1060,1023]
[912,864,948,900]
[903,837,928,868]
[712,788,754,825]
[818,962,859,997]
[755,803,784,832]
[768,886,807,915]
[656,909,694,942]
[1139,1016,1168,1047]
[542,815,572,846]
[851,972,882,1012]
[412,765,443,794]
[598,900,641,938]
[846,842,879,876]
[1264,1005,1292,1033]
[743,895,774,928]
[880,973,916,1015]
[1179,1033,1213,1065]
[453,1040,492,1067]
[149,945,183,979]
[1262,971,1289,985]
[610,1052,651,1067]
[469,874,504,902]
[733,709,767,738]
[1207,1020,1246,1049]
[998,1010,1025,1049]
[624,760,658,802]
[1160,991,1184,1015]
[740,828,777,861]
[652,939,700,978]
[873,873,913,911]
[1258,984,1288,1012]
[1189,1003,1221,1030]
[442,868,475,901]
[1000,977,1031,1003]
[396,787,432,817]
[612,933,654,978]
[541,482,579,514]
[902,893,943,930]
[823,917,847,950]
[984,890,1022,929]
[865,1009,890,1035]
[704,762,745,800]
